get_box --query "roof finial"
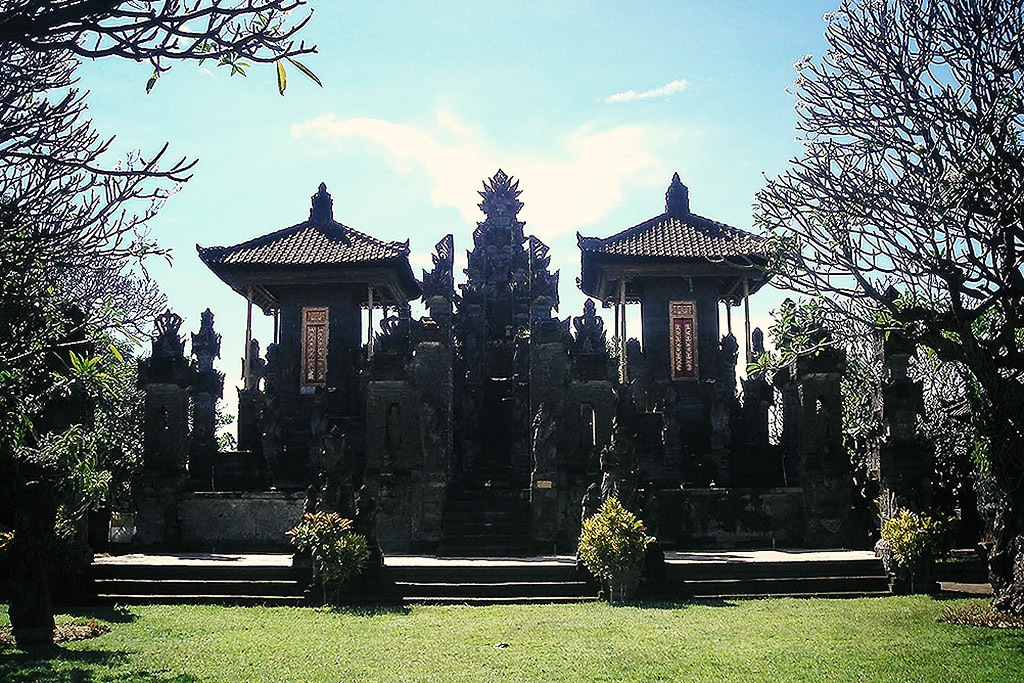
[310,182,333,223]
[478,169,524,219]
[665,172,690,218]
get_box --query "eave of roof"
[197,184,421,311]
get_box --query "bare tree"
[757,0,1024,613]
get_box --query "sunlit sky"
[76,0,838,395]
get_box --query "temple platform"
[87,549,937,605]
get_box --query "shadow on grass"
[327,603,412,616]
[61,605,138,624]
[1,646,199,683]
[608,598,739,609]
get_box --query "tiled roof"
[197,220,410,267]
[578,212,766,260]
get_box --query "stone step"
[443,519,532,535]
[670,575,891,597]
[664,558,885,581]
[437,543,539,558]
[93,593,303,606]
[91,563,298,581]
[394,580,594,599]
[92,579,305,597]
[388,563,584,584]
[403,596,598,605]
[444,499,531,515]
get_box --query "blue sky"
[76,0,838,394]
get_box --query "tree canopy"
[0,0,318,647]
[757,0,1024,613]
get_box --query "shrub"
[880,508,940,569]
[287,512,370,590]
[578,497,654,601]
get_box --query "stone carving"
[599,417,639,511]
[573,299,606,353]
[190,309,224,457]
[423,235,456,309]
[751,326,766,360]
[191,308,221,370]
[531,403,557,480]
[152,309,185,360]
[478,169,524,219]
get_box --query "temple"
[133,171,858,554]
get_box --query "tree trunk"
[8,475,58,649]
[989,502,1024,617]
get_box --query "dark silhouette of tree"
[757,0,1024,614]
[0,1,318,647]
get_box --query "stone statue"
[599,416,639,510]
[531,403,557,480]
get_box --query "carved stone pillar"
[794,346,854,548]
[875,331,937,592]
[237,339,265,453]
[190,309,224,464]
[136,310,194,548]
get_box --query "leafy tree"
[0,0,318,647]
[757,0,1024,613]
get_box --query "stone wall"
[654,487,806,549]
[178,491,305,552]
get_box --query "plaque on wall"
[669,300,697,380]
[302,307,329,386]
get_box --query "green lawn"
[2,598,1022,682]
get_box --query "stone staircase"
[661,554,890,599]
[385,559,597,605]
[90,554,305,606]
[438,487,535,557]
[87,550,890,606]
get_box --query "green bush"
[287,512,370,587]
[578,497,654,601]
[881,508,939,569]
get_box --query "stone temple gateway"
[135,171,857,555]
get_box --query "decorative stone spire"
[478,169,524,219]
[309,182,333,223]
[665,172,690,218]
[190,308,221,371]
[152,309,185,359]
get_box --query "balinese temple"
[196,183,420,488]
[133,171,856,555]
[577,172,771,487]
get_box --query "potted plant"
[578,497,655,602]
[287,512,370,605]
[879,508,940,594]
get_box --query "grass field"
[2,597,1023,682]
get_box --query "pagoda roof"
[577,174,771,302]
[197,219,410,267]
[198,183,421,312]
[577,211,766,260]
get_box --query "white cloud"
[291,111,670,239]
[602,78,689,103]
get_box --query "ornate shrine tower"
[453,170,561,488]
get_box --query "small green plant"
[881,509,939,569]
[287,512,370,603]
[578,497,654,602]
